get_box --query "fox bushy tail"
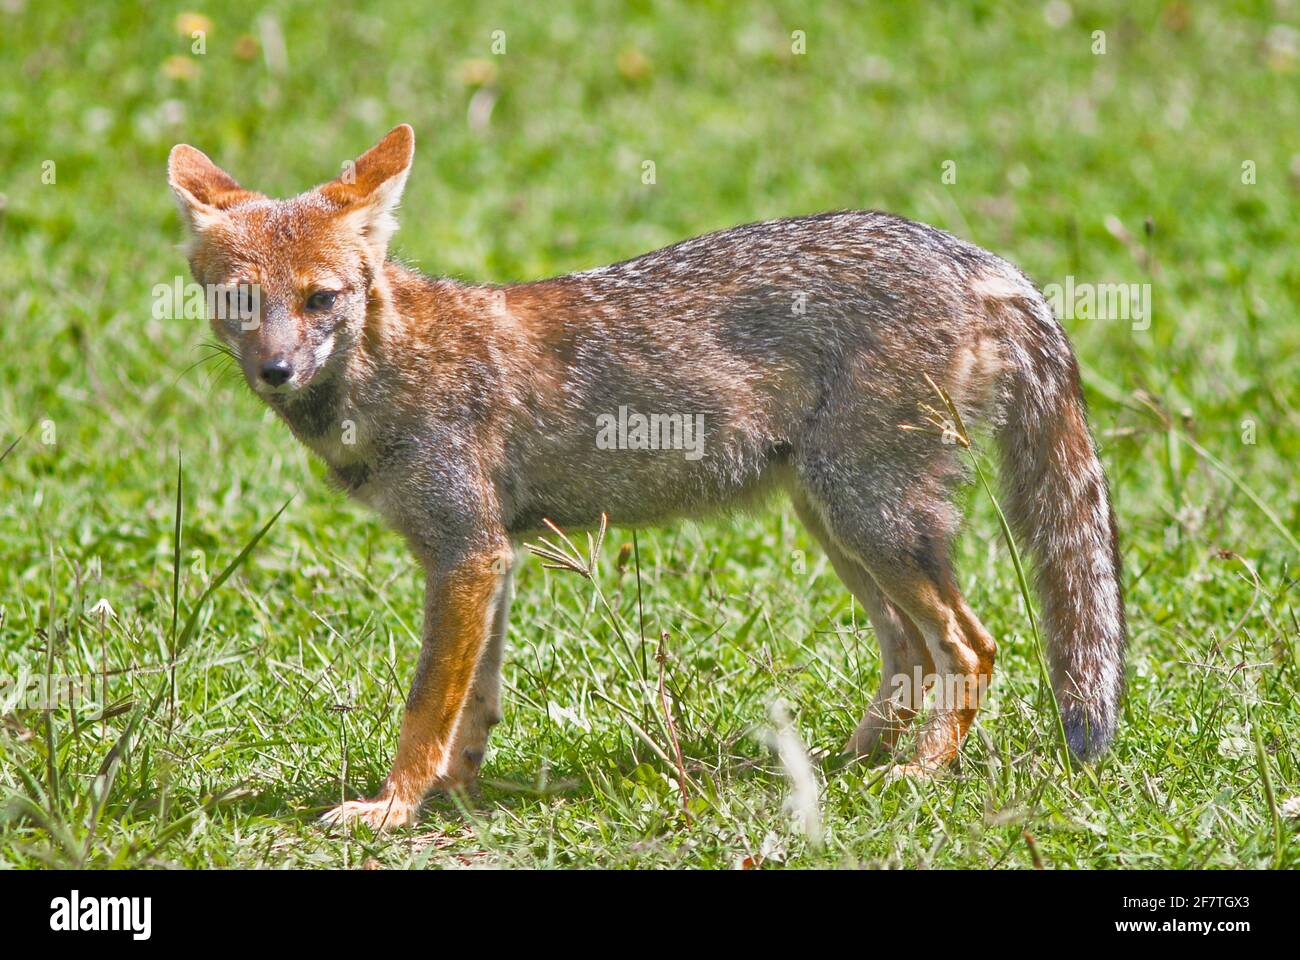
[994,292,1126,760]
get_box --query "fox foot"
[880,762,948,785]
[319,762,484,831]
[321,796,419,830]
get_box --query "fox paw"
[438,747,487,793]
[321,797,418,830]
[881,762,946,785]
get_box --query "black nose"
[259,358,293,386]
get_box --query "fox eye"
[306,290,338,312]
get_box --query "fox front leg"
[322,542,512,830]
[443,556,513,786]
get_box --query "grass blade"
[173,497,293,659]
[168,457,183,738]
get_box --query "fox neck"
[269,372,353,450]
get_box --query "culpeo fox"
[167,125,1125,829]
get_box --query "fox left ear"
[167,144,261,235]
[319,124,415,259]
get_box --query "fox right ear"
[318,124,415,258]
[167,144,259,234]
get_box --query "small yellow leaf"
[174,12,213,37]
[161,55,199,81]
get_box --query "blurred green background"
[0,1,1297,868]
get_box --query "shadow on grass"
[227,734,810,833]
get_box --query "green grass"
[1,0,1298,868]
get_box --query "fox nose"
[259,357,293,387]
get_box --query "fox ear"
[318,124,415,257]
[167,144,259,234]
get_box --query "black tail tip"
[1063,708,1116,762]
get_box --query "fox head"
[167,124,414,396]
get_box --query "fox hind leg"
[844,582,933,761]
[795,465,995,773]
[790,489,932,762]
[861,560,995,771]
